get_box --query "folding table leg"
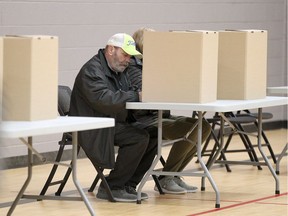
[71,132,96,216]
[256,109,280,195]
[198,112,220,208]
[7,137,33,216]
[276,144,288,174]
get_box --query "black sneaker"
[96,186,137,202]
[125,186,149,200]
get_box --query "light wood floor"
[1,129,287,216]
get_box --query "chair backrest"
[58,85,72,116]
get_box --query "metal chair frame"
[39,85,115,202]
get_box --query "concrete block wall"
[0,0,287,160]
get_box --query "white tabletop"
[267,86,288,95]
[126,96,288,112]
[0,116,115,138]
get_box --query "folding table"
[0,116,115,216]
[126,96,288,208]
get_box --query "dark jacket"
[69,49,140,168]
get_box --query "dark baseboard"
[1,120,286,170]
[263,120,287,130]
[0,148,88,170]
[238,120,287,133]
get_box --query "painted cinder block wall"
[0,0,287,159]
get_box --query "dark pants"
[104,122,157,190]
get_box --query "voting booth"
[142,31,218,103]
[0,37,3,120]
[217,30,267,100]
[2,35,58,121]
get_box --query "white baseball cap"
[107,33,142,57]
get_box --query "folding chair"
[235,110,276,163]
[190,112,233,172]
[202,110,276,172]
[216,112,263,171]
[200,115,232,171]
[39,85,115,202]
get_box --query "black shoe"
[96,187,137,202]
[125,186,149,200]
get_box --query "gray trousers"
[141,116,211,173]
[161,117,211,172]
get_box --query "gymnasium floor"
[1,129,287,216]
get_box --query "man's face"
[109,46,131,73]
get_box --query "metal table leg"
[136,110,163,203]
[137,110,220,208]
[7,134,96,216]
[7,137,33,216]
[276,144,288,174]
[198,112,220,208]
[206,114,225,170]
[257,108,280,194]
[71,132,96,216]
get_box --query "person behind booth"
[126,27,212,194]
[69,33,157,202]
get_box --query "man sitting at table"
[69,33,157,202]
